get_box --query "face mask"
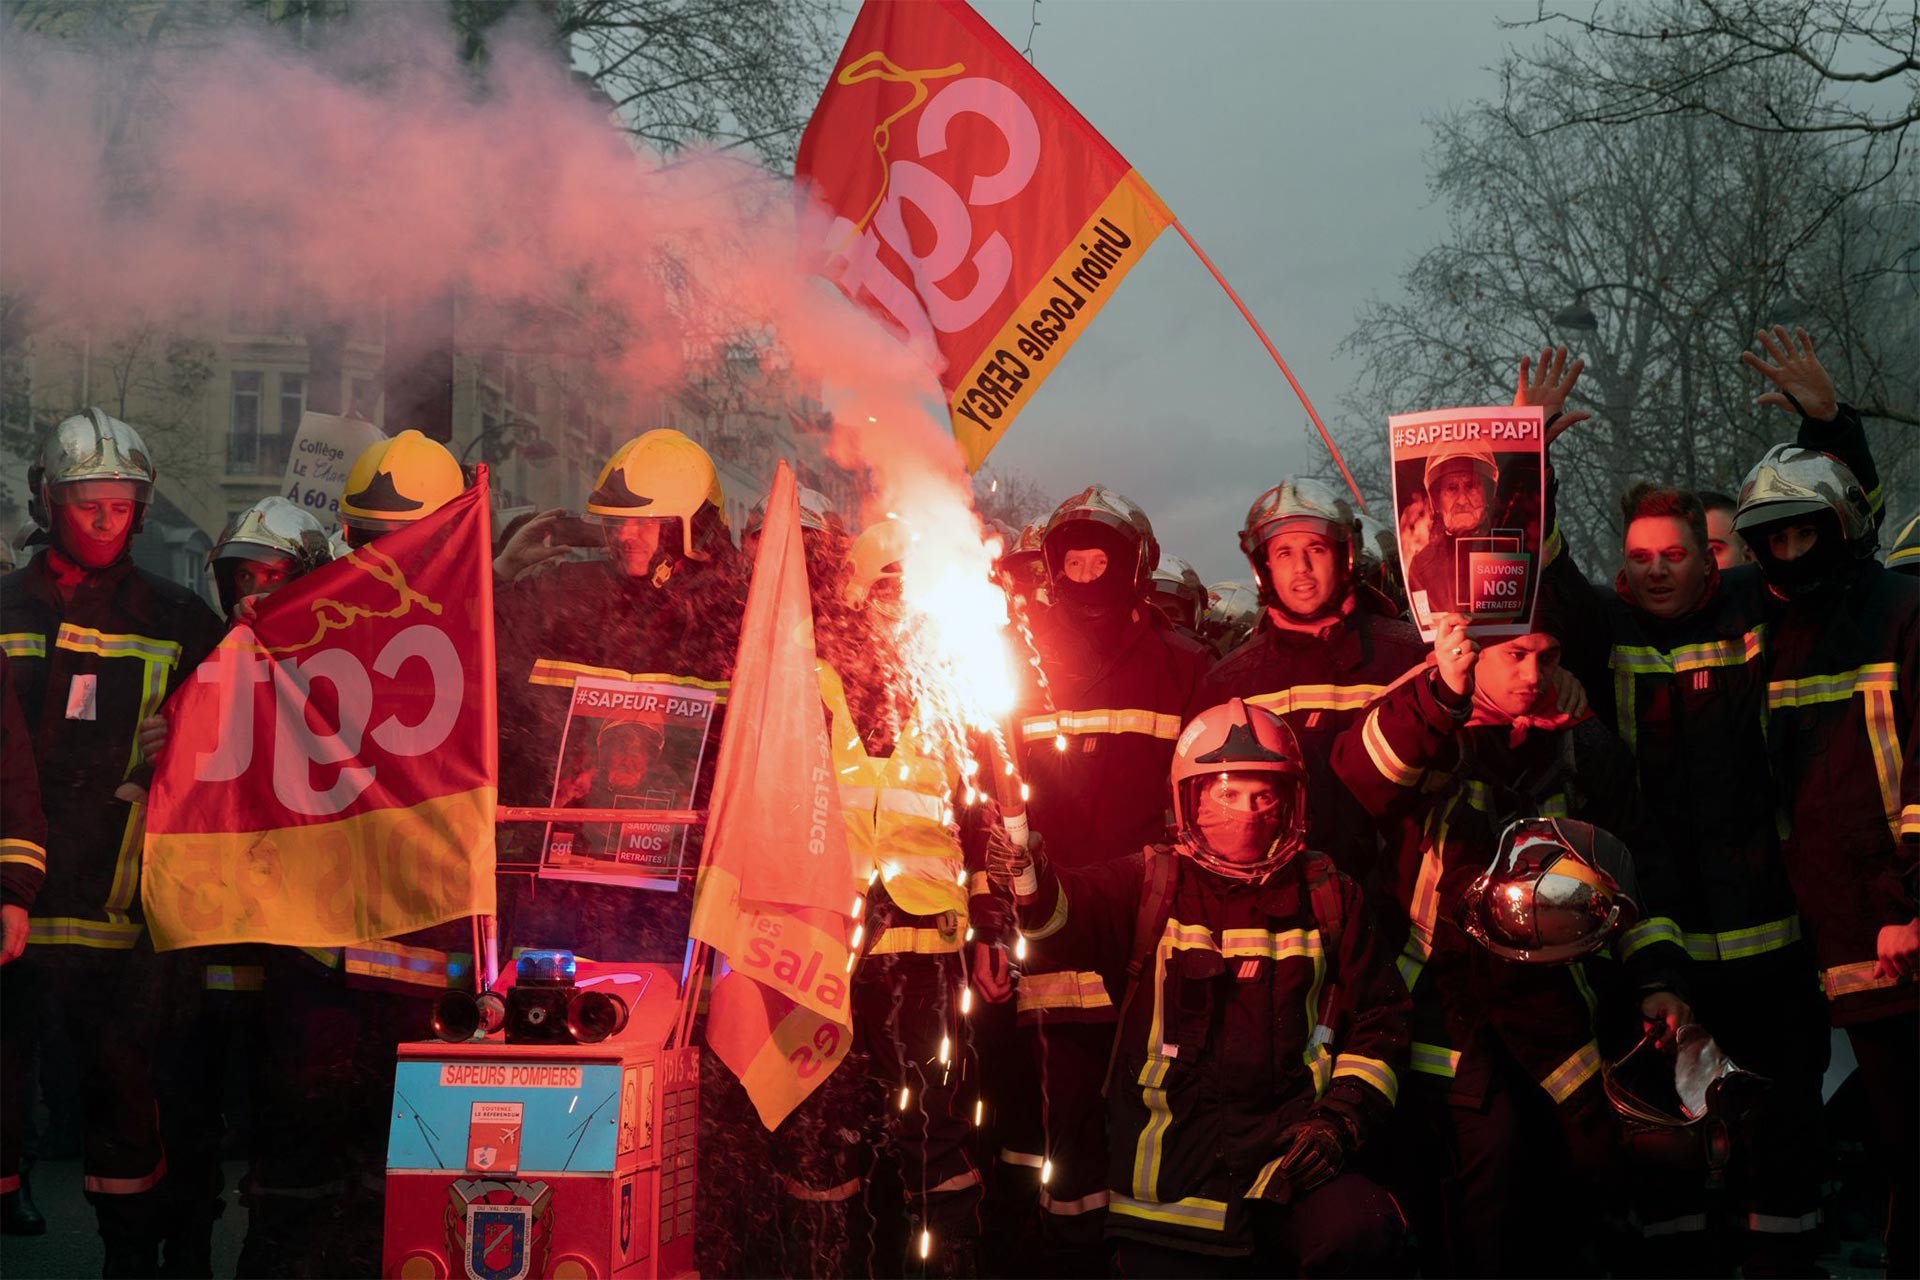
[1195,791,1281,861]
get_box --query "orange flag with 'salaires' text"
[797,0,1173,471]
[690,461,859,1128]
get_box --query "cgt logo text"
[823,65,1040,349]
[192,624,465,816]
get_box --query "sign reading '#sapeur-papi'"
[1388,405,1546,641]
[797,0,1174,471]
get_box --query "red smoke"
[0,7,972,522]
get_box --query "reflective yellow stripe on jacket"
[1680,916,1801,963]
[527,659,730,702]
[0,839,47,873]
[1610,629,1766,754]
[343,941,472,990]
[1821,960,1910,1001]
[1769,664,1905,840]
[1540,1039,1602,1103]
[1020,708,1181,741]
[1247,684,1387,717]
[0,633,46,659]
[1015,968,1112,1014]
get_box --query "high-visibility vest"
[818,664,966,918]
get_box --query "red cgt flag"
[142,479,497,950]
[797,0,1173,471]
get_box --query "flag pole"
[1169,220,1368,512]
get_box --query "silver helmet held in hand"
[1457,817,1639,964]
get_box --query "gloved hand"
[1264,1112,1355,1202]
[984,826,1041,901]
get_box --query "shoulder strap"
[1104,845,1178,1096]
[1301,850,1343,959]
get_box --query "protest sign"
[537,677,716,891]
[1388,405,1546,640]
[280,411,386,526]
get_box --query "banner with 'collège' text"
[142,480,497,951]
[798,0,1173,471]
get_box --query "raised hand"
[1514,346,1591,445]
[1432,613,1479,698]
[1740,325,1837,423]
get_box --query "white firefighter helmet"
[1458,817,1639,964]
[744,485,842,544]
[1238,479,1358,602]
[1041,486,1158,598]
[1199,580,1261,653]
[29,408,158,531]
[1733,445,1875,544]
[1170,699,1309,884]
[1147,553,1207,631]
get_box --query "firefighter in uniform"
[491,427,743,961]
[1197,581,1259,658]
[1333,617,1695,1274]
[0,409,224,1275]
[1146,553,1208,643]
[145,497,333,1275]
[488,429,748,1273]
[991,698,1409,1276]
[266,429,478,1275]
[1733,442,1918,1275]
[994,487,1210,1273]
[1194,478,1429,884]
[0,652,49,1235]
[1531,335,1857,1268]
[773,518,987,1278]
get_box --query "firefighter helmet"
[845,517,910,611]
[1458,817,1639,964]
[1604,1024,1762,1131]
[586,429,725,561]
[1147,553,1207,632]
[1041,486,1158,598]
[744,485,842,545]
[1732,445,1875,544]
[1170,699,1308,884]
[339,430,463,538]
[1890,510,1920,575]
[1353,511,1405,603]
[1239,479,1358,599]
[29,409,158,532]
[1199,580,1261,653]
[212,497,332,570]
[1423,439,1500,492]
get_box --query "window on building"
[228,371,263,470]
[350,378,379,421]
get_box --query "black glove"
[1257,1112,1355,1204]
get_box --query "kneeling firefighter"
[989,699,1411,1275]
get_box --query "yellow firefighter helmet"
[338,430,464,538]
[586,429,723,561]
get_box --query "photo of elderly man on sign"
[1389,404,1546,639]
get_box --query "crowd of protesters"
[0,326,1912,1278]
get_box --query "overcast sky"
[835,0,1538,581]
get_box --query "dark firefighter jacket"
[1016,845,1408,1256]
[0,552,222,950]
[1764,561,1917,1023]
[493,554,742,965]
[1011,603,1210,1024]
[1333,665,1691,1107]
[1192,587,1428,884]
[2,653,47,911]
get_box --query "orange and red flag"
[689,461,860,1127]
[797,0,1173,470]
[142,479,497,950]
